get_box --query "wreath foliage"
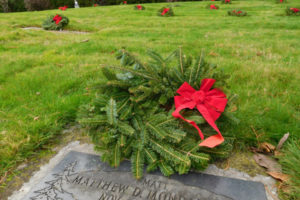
[78,48,238,179]
[42,14,69,30]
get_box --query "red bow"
[59,6,67,11]
[53,15,62,25]
[172,79,227,148]
[137,5,142,10]
[210,4,217,9]
[161,8,170,15]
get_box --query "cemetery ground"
[0,0,299,199]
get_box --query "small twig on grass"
[276,132,289,150]
[0,171,8,185]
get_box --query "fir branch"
[144,148,157,164]
[131,149,144,179]
[113,142,121,167]
[158,161,174,176]
[150,139,191,166]
[106,98,117,125]
[108,66,159,81]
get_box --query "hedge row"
[1,0,203,12]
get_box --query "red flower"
[237,11,242,14]
[161,8,170,15]
[123,1,127,4]
[225,0,230,2]
[136,5,142,10]
[53,15,62,25]
[211,0,215,1]
[210,4,217,10]
[94,4,98,7]
[279,0,283,2]
[290,8,299,13]
[233,10,236,13]
[58,5,67,11]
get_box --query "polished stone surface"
[24,151,267,200]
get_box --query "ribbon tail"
[196,104,224,148]
[172,103,204,140]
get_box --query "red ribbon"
[172,79,227,148]
[137,5,142,10]
[161,8,170,16]
[210,4,217,10]
[53,15,62,25]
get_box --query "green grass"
[0,0,299,198]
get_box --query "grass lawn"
[0,0,299,198]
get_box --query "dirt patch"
[22,27,90,34]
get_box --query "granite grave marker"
[24,151,267,200]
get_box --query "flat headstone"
[24,151,267,200]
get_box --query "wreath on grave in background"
[277,0,287,3]
[286,7,300,16]
[77,48,238,179]
[221,0,232,4]
[207,4,219,10]
[134,5,145,10]
[228,9,247,16]
[42,14,69,30]
[158,7,174,16]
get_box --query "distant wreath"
[221,0,231,4]
[42,14,69,30]
[58,5,68,10]
[134,5,145,10]
[207,4,219,10]
[158,7,174,17]
[228,9,247,16]
[286,7,300,16]
[277,0,287,3]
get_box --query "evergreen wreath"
[221,0,232,4]
[77,48,238,179]
[207,4,219,10]
[134,5,145,10]
[42,14,69,30]
[276,0,287,3]
[228,9,247,16]
[286,7,300,16]
[158,7,174,17]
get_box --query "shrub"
[42,14,69,30]
[50,0,74,8]
[8,0,26,12]
[24,0,50,11]
[286,7,300,16]
[228,9,247,16]
[50,0,94,8]
[0,0,8,12]
[157,7,174,16]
